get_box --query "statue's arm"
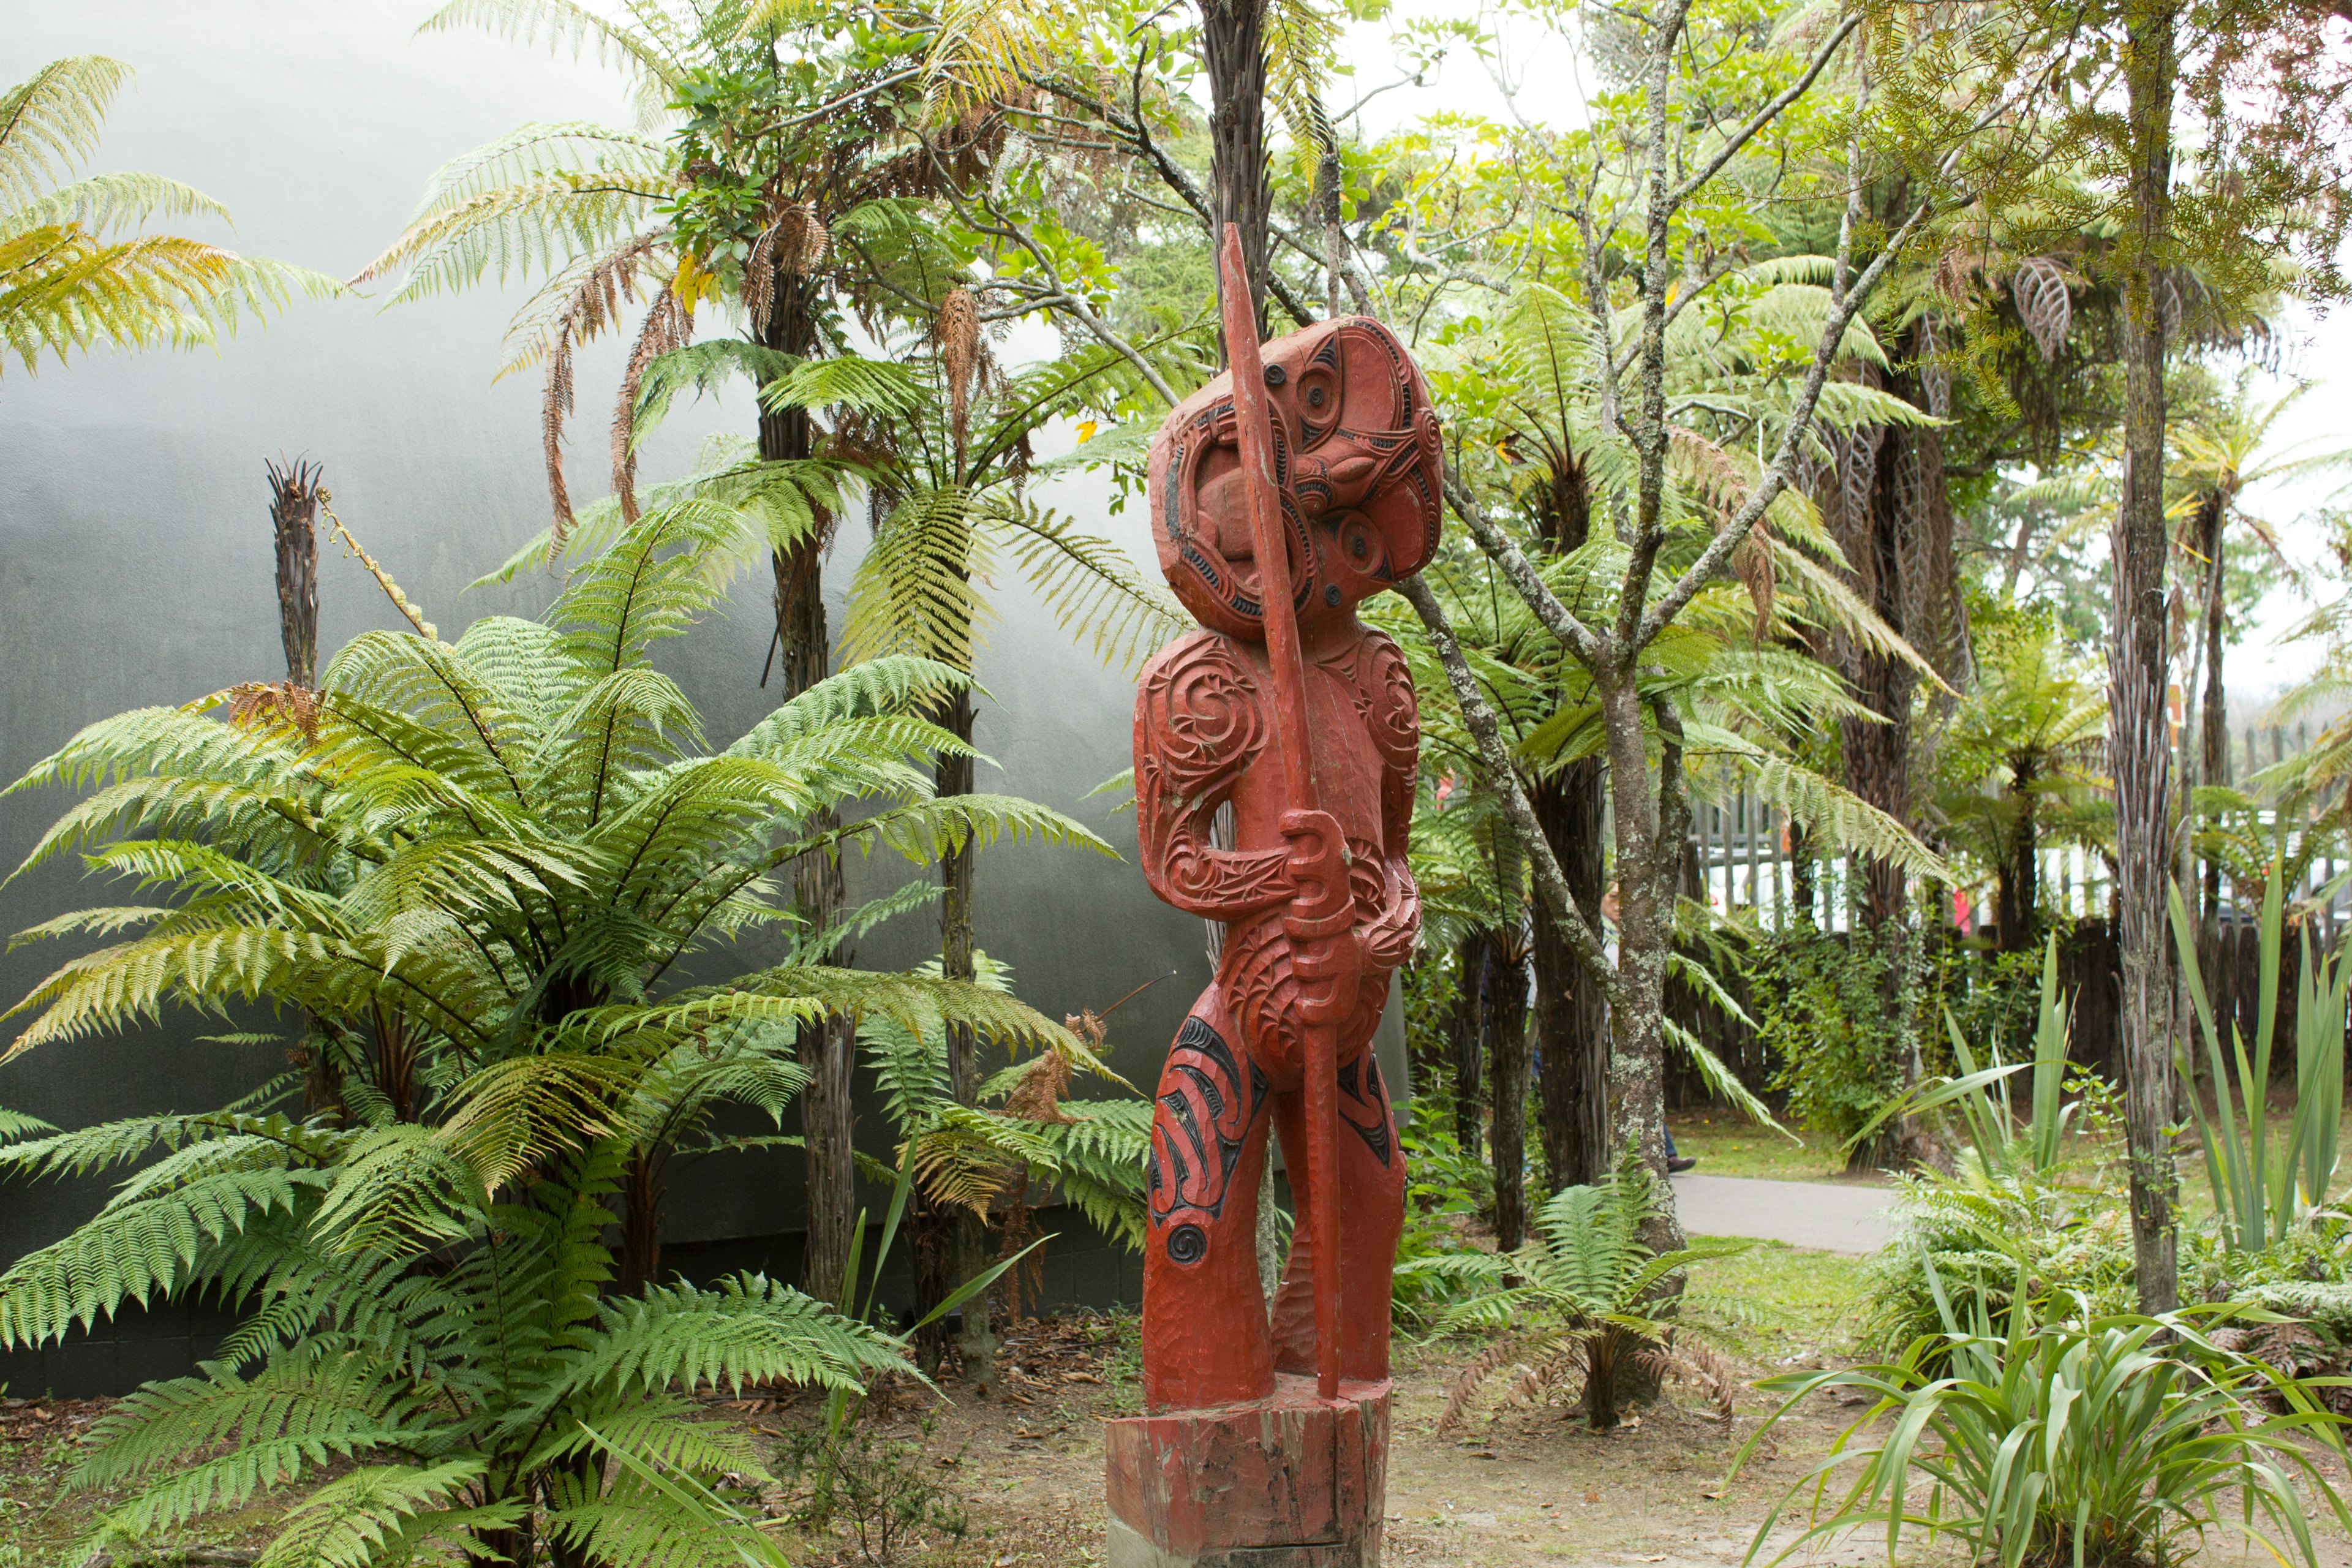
[1134,636,1292,921]
[1363,631,1423,968]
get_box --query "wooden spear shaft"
[1216,225,1343,1403]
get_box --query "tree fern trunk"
[1532,764,1608,1191]
[1530,465,1608,1193]
[2196,497,2228,1016]
[2114,0,2180,1314]
[937,686,997,1381]
[759,274,860,1314]
[267,459,321,689]
[1199,0,1272,339]
[1999,756,2040,954]
[1451,933,1487,1163]
[1487,931,1531,1250]
[620,1149,662,1296]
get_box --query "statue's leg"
[1141,992,1276,1411]
[1268,1044,1408,1384]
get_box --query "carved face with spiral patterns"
[1145,316,1444,642]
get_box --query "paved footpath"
[1670,1172,1894,1254]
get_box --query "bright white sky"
[1331,4,2352,709]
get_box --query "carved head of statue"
[1145,315,1442,641]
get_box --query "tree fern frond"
[811,792,1115,866]
[254,1460,507,1568]
[418,0,682,89]
[0,56,132,211]
[841,485,993,666]
[990,499,1189,671]
[2,170,227,239]
[553,1273,911,1410]
[1744,756,1949,880]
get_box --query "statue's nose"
[1295,455,1384,514]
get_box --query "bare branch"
[1635,195,1938,646]
[1664,16,1861,211]
[1444,473,1611,666]
[1397,573,1615,991]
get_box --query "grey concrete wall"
[0,2,1406,1397]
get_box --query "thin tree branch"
[1636,194,1938,646]
[1397,573,1615,990]
[1444,473,1610,666]
[1664,16,1862,211]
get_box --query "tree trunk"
[760,276,861,1314]
[1830,413,1917,935]
[620,1149,662,1296]
[1199,0,1271,337]
[1600,676,1687,1253]
[2196,497,2228,1004]
[1451,933,1488,1163]
[2113,0,2181,1314]
[1788,821,1815,930]
[937,687,997,1381]
[1488,871,1531,1252]
[266,459,321,688]
[1999,755,2040,954]
[1532,764,1610,1190]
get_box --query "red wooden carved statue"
[1104,228,1441,1568]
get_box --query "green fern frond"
[842,485,994,666]
[990,499,1189,671]
[255,1460,508,1568]
[0,56,132,209]
[562,1273,911,1405]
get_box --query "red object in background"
[1106,228,1439,1566]
[1953,888,1973,933]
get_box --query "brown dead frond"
[744,202,832,332]
[1632,1336,1741,1425]
[938,284,981,462]
[1439,1341,1519,1434]
[539,235,665,552]
[2011,255,2074,363]
[1001,1048,1076,1126]
[609,285,696,526]
[227,680,322,744]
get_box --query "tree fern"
[0,58,336,374]
[0,499,1120,1565]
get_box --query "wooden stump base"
[1104,1375,1391,1568]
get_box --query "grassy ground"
[1665,1110,1895,1184]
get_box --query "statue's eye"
[1307,386,1327,409]
[1350,533,1368,560]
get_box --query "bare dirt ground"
[877,1316,1871,1568]
[0,1315,1878,1567]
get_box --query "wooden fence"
[1665,719,2346,1106]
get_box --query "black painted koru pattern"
[1336,1054,1394,1167]
[1148,1017,1270,1261]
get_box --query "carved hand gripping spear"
[1216,225,1361,1403]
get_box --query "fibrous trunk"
[1997,755,2041,954]
[1451,933,1487,1163]
[1532,763,1608,1190]
[1199,0,1271,337]
[760,277,860,1314]
[266,458,321,688]
[2113,0,2180,1313]
[2196,494,2228,1011]
[620,1149,662,1296]
[937,687,996,1380]
[1486,921,1524,1250]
